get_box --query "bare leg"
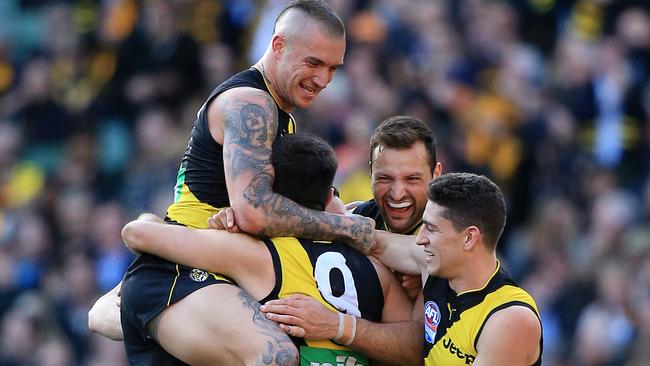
[153,284,298,366]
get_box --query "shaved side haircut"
[273,0,345,38]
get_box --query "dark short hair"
[369,116,437,174]
[427,173,506,251]
[272,133,338,211]
[274,0,345,38]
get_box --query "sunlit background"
[0,0,648,365]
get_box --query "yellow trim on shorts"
[288,113,296,133]
[166,264,181,307]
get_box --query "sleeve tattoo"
[223,95,370,242]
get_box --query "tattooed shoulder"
[222,90,278,150]
[222,90,278,181]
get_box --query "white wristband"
[333,313,356,346]
[343,315,357,346]
[334,312,345,341]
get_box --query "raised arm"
[213,88,374,248]
[370,231,427,279]
[121,220,275,300]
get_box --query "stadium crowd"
[0,0,648,365]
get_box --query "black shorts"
[120,253,234,364]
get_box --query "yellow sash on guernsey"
[166,175,221,229]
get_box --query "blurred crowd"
[0,0,648,365]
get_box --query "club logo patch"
[190,269,208,282]
[424,301,441,344]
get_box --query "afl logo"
[190,269,208,282]
[424,301,441,344]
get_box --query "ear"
[463,226,481,251]
[433,162,442,178]
[324,188,335,207]
[271,34,285,56]
[324,189,346,214]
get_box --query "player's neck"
[449,255,499,295]
[253,60,292,112]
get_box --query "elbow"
[121,221,145,251]
[235,213,266,235]
[229,203,267,234]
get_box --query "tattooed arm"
[211,88,375,249]
[370,231,428,278]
